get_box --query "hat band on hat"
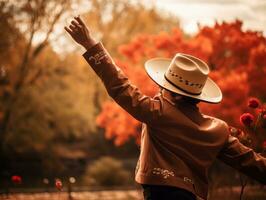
[164,74,202,95]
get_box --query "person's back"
[65,16,266,200]
[135,90,229,199]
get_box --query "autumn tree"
[0,0,179,176]
[0,0,74,139]
[96,21,266,146]
[0,0,78,175]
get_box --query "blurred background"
[0,0,266,199]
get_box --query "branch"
[0,0,70,137]
[31,2,68,58]
[15,7,38,91]
[27,67,43,85]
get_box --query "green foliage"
[83,156,131,186]
[4,49,98,153]
[0,0,177,178]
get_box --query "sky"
[50,0,266,54]
[152,0,266,35]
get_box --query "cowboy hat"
[145,53,222,103]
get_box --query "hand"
[64,16,97,50]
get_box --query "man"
[65,16,266,200]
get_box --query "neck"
[161,89,199,107]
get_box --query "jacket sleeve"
[82,42,162,124]
[217,132,266,185]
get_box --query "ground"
[2,186,266,200]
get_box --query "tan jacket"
[83,42,266,200]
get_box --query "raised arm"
[217,131,266,184]
[64,16,162,124]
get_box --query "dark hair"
[159,87,200,105]
[170,92,200,105]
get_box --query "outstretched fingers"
[69,24,76,31]
[64,16,86,39]
[64,26,73,35]
[71,20,80,28]
[74,15,85,26]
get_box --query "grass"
[1,186,266,200]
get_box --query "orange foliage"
[96,20,266,146]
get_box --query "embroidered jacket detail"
[89,50,108,65]
[183,176,194,184]
[152,168,175,179]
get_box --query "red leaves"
[96,101,140,146]
[11,175,22,184]
[97,20,266,146]
[154,32,172,49]
[201,70,249,126]
[240,113,254,127]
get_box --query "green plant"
[83,156,131,186]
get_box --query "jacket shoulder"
[202,115,230,139]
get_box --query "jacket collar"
[160,89,205,125]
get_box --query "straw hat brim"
[145,58,222,104]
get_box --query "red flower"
[257,108,266,114]
[247,97,260,108]
[55,179,63,190]
[11,175,22,184]
[240,113,254,126]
